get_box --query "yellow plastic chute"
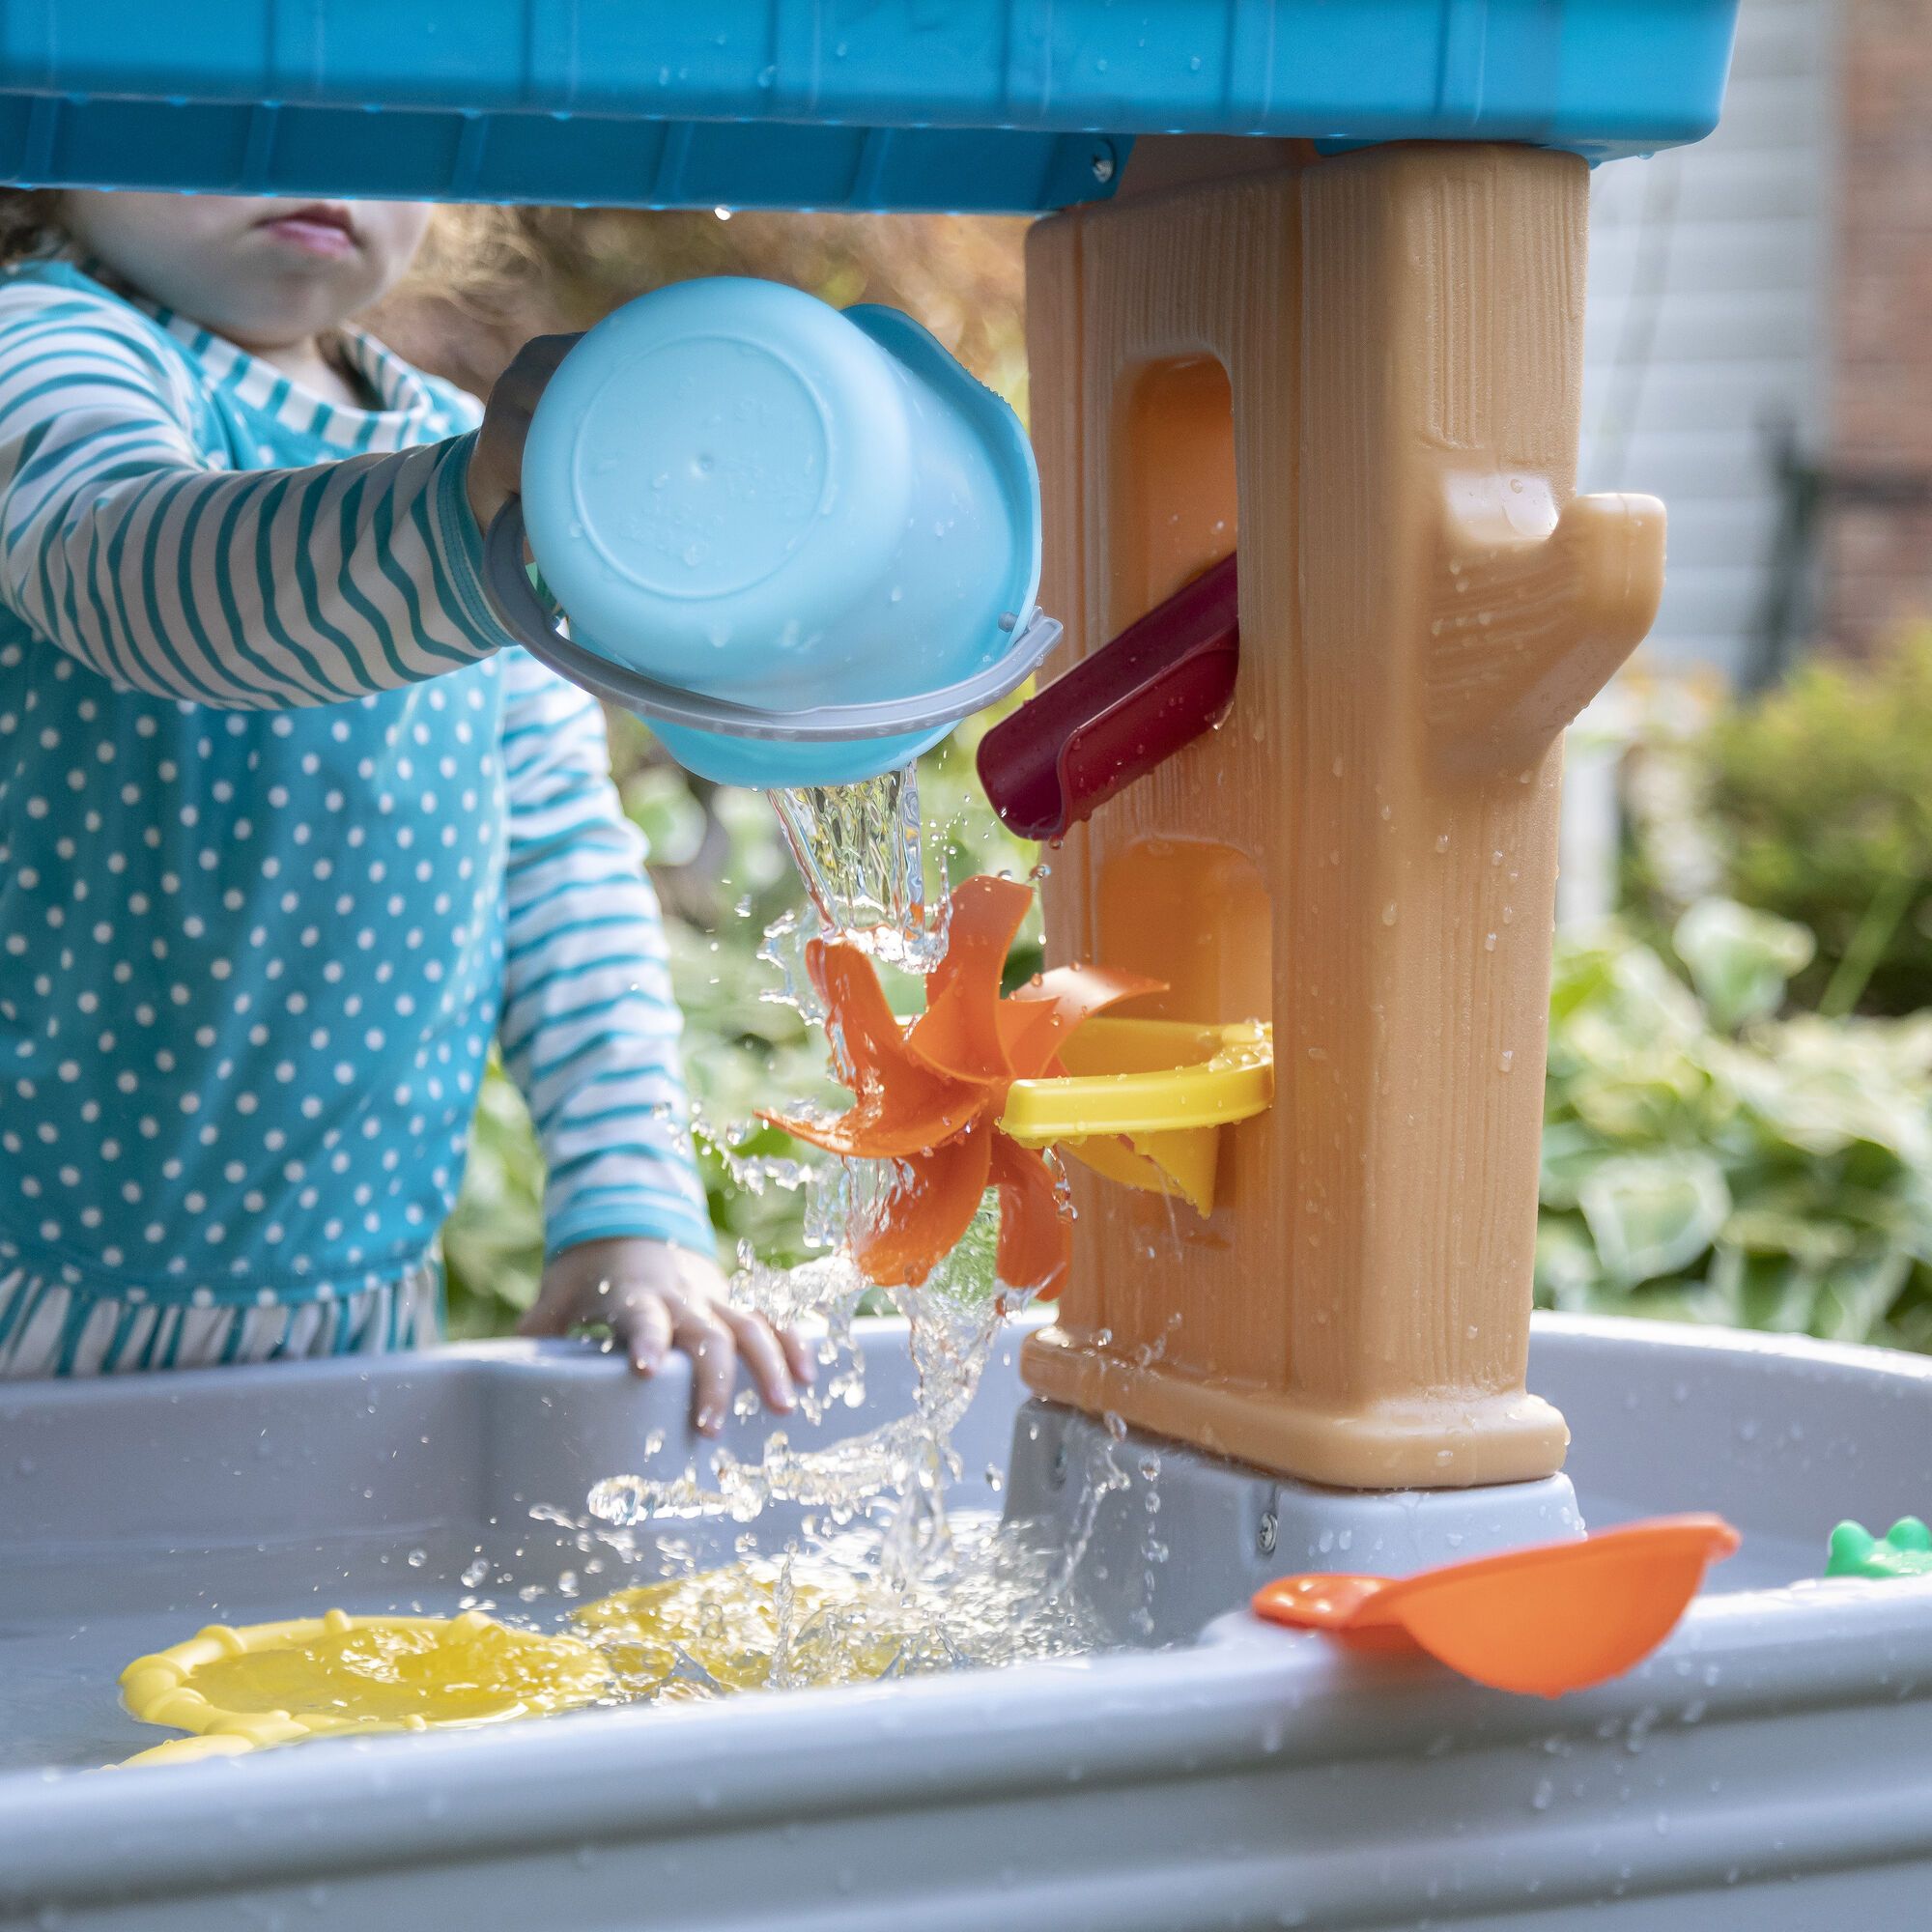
[998,1017,1272,1214]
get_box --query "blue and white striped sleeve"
[495,649,715,1261]
[0,281,517,707]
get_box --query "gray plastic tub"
[5,1313,1932,1929]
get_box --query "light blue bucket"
[482,276,1059,788]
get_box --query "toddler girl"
[0,190,808,1429]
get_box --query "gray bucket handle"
[481,499,1063,744]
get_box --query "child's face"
[60,191,433,350]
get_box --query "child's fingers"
[615,1291,674,1377]
[779,1324,818,1388]
[471,333,584,528]
[499,331,580,398]
[485,332,582,417]
[514,1293,573,1339]
[673,1307,739,1435]
[529,1241,819,1434]
[719,1307,796,1416]
[660,1246,811,1399]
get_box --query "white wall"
[1561,0,1837,926]
[1578,0,1837,686]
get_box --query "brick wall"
[1828,0,1932,649]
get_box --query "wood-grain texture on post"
[1020,144,1664,1488]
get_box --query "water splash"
[567,1512,1108,1705]
[580,760,1143,1688]
[588,1202,1007,1550]
[769,765,947,971]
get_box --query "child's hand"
[516,1237,814,1435]
[467,333,582,536]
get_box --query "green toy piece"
[1827,1517,1932,1580]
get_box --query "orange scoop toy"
[1252,1515,1740,1698]
[762,875,1157,1296]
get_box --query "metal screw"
[1257,1510,1278,1556]
[1091,143,1117,185]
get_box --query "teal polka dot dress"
[0,261,712,1374]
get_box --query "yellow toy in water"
[116,1564,904,1765]
[117,1608,616,1766]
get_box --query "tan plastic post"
[1020,143,1664,1490]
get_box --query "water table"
[13,6,1932,1929]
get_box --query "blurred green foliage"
[1539,898,1932,1350]
[1624,629,1932,1018]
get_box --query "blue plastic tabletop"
[0,1,1739,213]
